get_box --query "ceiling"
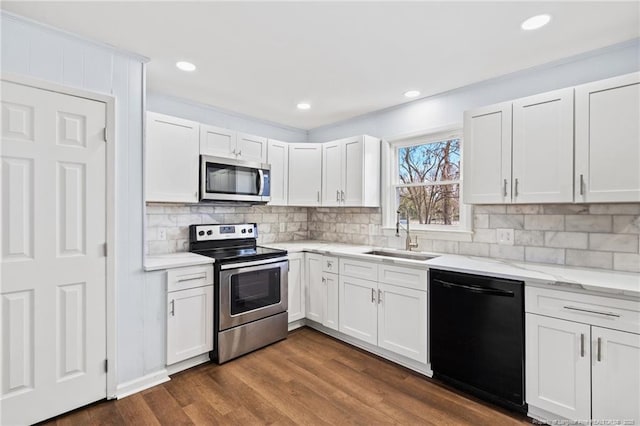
[2,1,638,130]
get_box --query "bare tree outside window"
[396,139,461,226]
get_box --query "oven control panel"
[192,223,257,241]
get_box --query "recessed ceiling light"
[297,103,311,110]
[404,90,421,98]
[521,14,551,31]
[176,61,196,72]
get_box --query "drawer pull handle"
[597,337,602,362]
[176,273,206,283]
[170,299,175,316]
[580,333,585,357]
[378,289,382,304]
[563,305,620,318]
[371,288,376,303]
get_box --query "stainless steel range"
[189,223,288,364]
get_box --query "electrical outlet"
[497,228,514,245]
[158,229,167,240]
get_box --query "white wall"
[147,92,308,142]
[0,12,153,387]
[308,39,640,141]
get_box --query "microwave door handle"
[257,169,264,196]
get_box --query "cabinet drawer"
[167,264,214,292]
[526,286,640,334]
[323,256,339,273]
[340,258,378,281]
[378,264,427,291]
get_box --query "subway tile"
[565,215,611,232]
[589,204,640,215]
[613,215,640,234]
[147,214,176,227]
[543,204,589,215]
[544,232,588,249]
[525,247,565,264]
[506,205,543,214]
[524,215,564,231]
[565,250,613,270]
[474,205,507,214]
[459,242,490,257]
[474,214,489,229]
[489,214,524,229]
[489,245,525,261]
[514,230,544,247]
[589,233,639,253]
[613,253,640,273]
[473,229,497,244]
[432,240,459,254]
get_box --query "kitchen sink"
[364,249,438,261]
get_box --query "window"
[389,129,469,231]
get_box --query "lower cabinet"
[323,272,339,331]
[525,286,640,424]
[339,275,378,345]
[287,252,305,322]
[305,253,340,330]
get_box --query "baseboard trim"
[288,318,306,331]
[115,370,170,399]
[166,353,211,376]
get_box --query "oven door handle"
[220,256,289,270]
[432,278,515,297]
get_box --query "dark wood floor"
[42,328,531,425]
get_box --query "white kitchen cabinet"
[463,102,512,204]
[305,253,324,323]
[146,112,199,203]
[575,72,640,203]
[592,327,640,423]
[339,275,378,345]
[377,283,427,363]
[288,143,322,206]
[525,313,591,420]
[512,88,574,203]
[287,253,305,323]
[321,136,381,207]
[323,272,339,331]
[236,132,267,162]
[267,139,289,205]
[200,125,267,162]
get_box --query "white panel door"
[1,81,107,425]
[166,286,213,365]
[146,112,199,203]
[512,88,574,203]
[525,314,591,420]
[463,102,512,204]
[575,72,640,202]
[199,124,236,158]
[377,283,427,363]
[342,137,365,206]
[322,272,339,331]
[592,327,640,424]
[322,140,342,206]
[305,253,323,323]
[236,132,267,163]
[288,143,322,206]
[287,253,304,322]
[267,140,289,206]
[339,276,377,345]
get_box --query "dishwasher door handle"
[433,279,515,297]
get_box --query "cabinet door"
[512,88,574,203]
[305,253,324,323]
[339,276,377,345]
[525,313,591,420]
[200,124,236,158]
[146,112,199,203]
[592,327,640,423]
[323,272,339,331]
[267,140,289,206]
[463,102,512,204]
[288,143,322,206]
[237,132,267,163]
[575,72,640,202]
[322,140,343,206]
[377,283,427,363]
[342,137,365,206]
[166,286,214,365]
[287,253,305,322]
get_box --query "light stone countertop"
[144,252,213,271]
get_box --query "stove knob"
[198,230,205,236]
[248,228,253,233]
[206,230,213,235]
[241,229,246,234]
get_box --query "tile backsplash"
[146,202,640,273]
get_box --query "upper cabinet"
[288,143,322,206]
[200,124,267,163]
[267,139,289,206]
[146,112,199,203]
[575,72,640,203]
[464,72,640,205]
[321,135,381,207]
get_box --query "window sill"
[380,227,473,242]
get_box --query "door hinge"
[103,127,108,142]
[105,359,108,373]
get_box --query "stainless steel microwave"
[200,155,271,203]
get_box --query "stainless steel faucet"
[396,208,419,251]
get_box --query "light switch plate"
[497,228,514,245]
[158,229,167,240]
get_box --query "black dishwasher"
[430,269,526,413]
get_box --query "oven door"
[200,155,270,203]
[218,258,288,330]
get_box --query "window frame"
[383,125,472,234]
